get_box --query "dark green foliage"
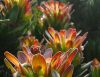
[31,7,44,40]
[0,65,12,77]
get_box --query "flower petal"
[51,51,62,69]
[17,51,27,64]
[64,48,78,65]
[60,30,66,39]
[62,65,74,77]
[56,49,71,69]
[4,51,20,67]
[66,40,73,48]
[4,58,16,73]
[48,27,55,38]
[74,32,88,48]
[58,49,78,74]
[55,1,59,16]
[54,32,60,44]
[68,28,76,40]
[22,46,31,62]
[44,48,53,59]
[32,53,47,76]
[33,39,39,47]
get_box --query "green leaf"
[8,4,19,21]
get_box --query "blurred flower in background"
[37,0,73,30]
[91,58,100,77]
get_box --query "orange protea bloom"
[20,33,46,55]
[92,58,100,69]
[4,48,78,77]
[20,33,39,48]
[37,0,72,28]
[45,27,88,66]
[46,27,88,52]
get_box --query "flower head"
[4,48,78,77]
[45,27,88,66]
[91,58,100,77]
[20,33,47,55]
[46,27,88,52]
[37,1,72,29]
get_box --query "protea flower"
[20,33,47,55]
[4,46,78,77]
[37,0,72,29]
[91,58,100,77]
[46,27,88,52]
[45,27,88,66]
[20,33,39,48]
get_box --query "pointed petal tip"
[4,51,9,55]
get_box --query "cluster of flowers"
[4,26,87,77]
[4,0,100,77]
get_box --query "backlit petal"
[48,27,55,38]
[58,49,78,73]
[62,65,74,77]
[4,51,20,67]
[32,54,47,76]
[17,51,27,64]
[51,51,62,69]
[4,58,16,73]
[44,48,53,59]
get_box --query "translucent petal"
[4,51,19,67]
[32,54,47,76]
